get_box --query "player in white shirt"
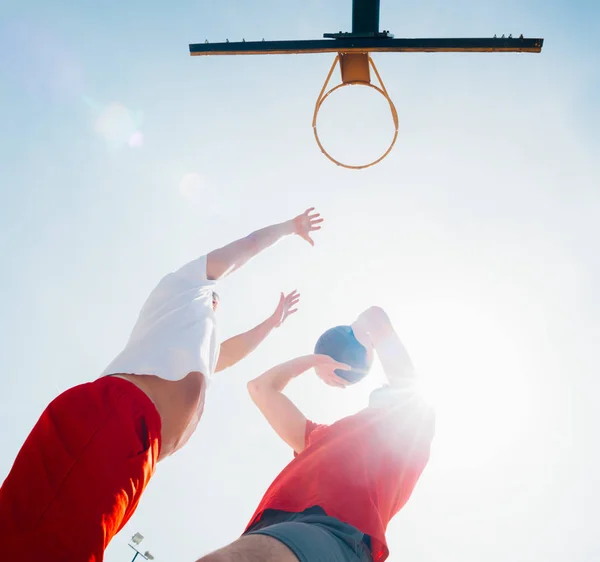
[0,208,323,562]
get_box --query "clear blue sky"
[1,0,598,561]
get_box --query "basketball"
[314,325,373,384]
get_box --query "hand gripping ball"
[314,325,373,384]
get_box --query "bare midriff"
[110,372,207,462]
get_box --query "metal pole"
[131,552,140,562]
[352,0,380,34]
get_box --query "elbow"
[247,377,277,406]
[360,306,393,344]
[367,305,389,321]
[206,254,226,281]
[355,305,388,325]
[356,305,388,324]
[247,378,263,402]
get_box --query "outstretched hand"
[292,208,323,246]
[271,290,301,328]
[312,354,351,389]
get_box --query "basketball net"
[312,53,399,170]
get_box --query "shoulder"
[367,386,435,435]
[293,419,329,457]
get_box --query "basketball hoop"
[190,0,543,170]
[312,54,399,170]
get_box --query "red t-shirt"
[245,389,435,562]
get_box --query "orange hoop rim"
[312,55,399,170]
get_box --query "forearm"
[216,315,277,372]
[376,330,416,386]
[247,355,314,453]
[250,220,295,250]
[249,355,317,393]
[353,306,415,386]
[207,220,294,280]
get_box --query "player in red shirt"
[195,306,435,562]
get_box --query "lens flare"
[93,102,143,149]
[128,131,144,148]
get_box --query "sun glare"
[300,296,529,470]
[409,301,529,469]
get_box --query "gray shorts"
[244,507,372,562]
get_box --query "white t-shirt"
[100,254,219,381]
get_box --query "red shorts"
[0,376,161,562]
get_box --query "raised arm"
[206,208,323,280]
[352,306,416,387]
[215,291,300,372]
[247,355,348,453]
